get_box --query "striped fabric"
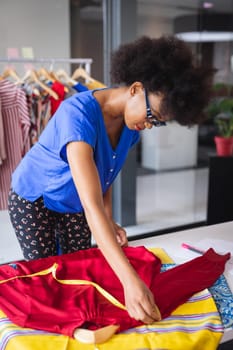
[0,286,223,350]
[0,99,6,165]
[0,79,30,209]
[0,317,53,350]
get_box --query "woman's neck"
[94,86,127,120]
[94,87,128,148]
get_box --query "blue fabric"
[72,82,89,92]
[12,90,140,213]
[209,274,233,329]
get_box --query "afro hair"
[110,36,215,126]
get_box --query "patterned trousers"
[8,189,91,260]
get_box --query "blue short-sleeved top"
[11,90,140,213]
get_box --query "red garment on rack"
[0,246,230,337]
[50,81,66,115]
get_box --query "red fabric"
[0,246,230,338]
[50,81,66,115]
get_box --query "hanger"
[2,68,22,83]
[37,67,55,82]
[50,69,69,92]
[71,66,94,82]
[22,69,59,100]
[37,67,69,93]
[49,70,60,82]
[56,68,77,86]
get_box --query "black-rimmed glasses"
[145,90,166,127]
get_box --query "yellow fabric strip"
[149,247,174,263]
[0,263,127,311]
[0,248,171,311]
[0,265,56,284]
[51,264,126,311]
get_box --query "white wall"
[0,0,70,74]
[137,15,173,37]
[141,123,198,171]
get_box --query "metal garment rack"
[0,58,93,75]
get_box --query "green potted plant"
[207,97,233,156]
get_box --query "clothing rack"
[0,58,93,75]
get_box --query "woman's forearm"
[103,185,113,219]
[84,202,136,284]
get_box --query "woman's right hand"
[123,275,161,324]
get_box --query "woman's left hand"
[112,221,128,247]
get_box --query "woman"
[8,36,214,325]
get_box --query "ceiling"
[138,0,233,18]
[78,0,233,21]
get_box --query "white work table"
[131,220,233,344]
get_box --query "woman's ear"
[129,81,144,96]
